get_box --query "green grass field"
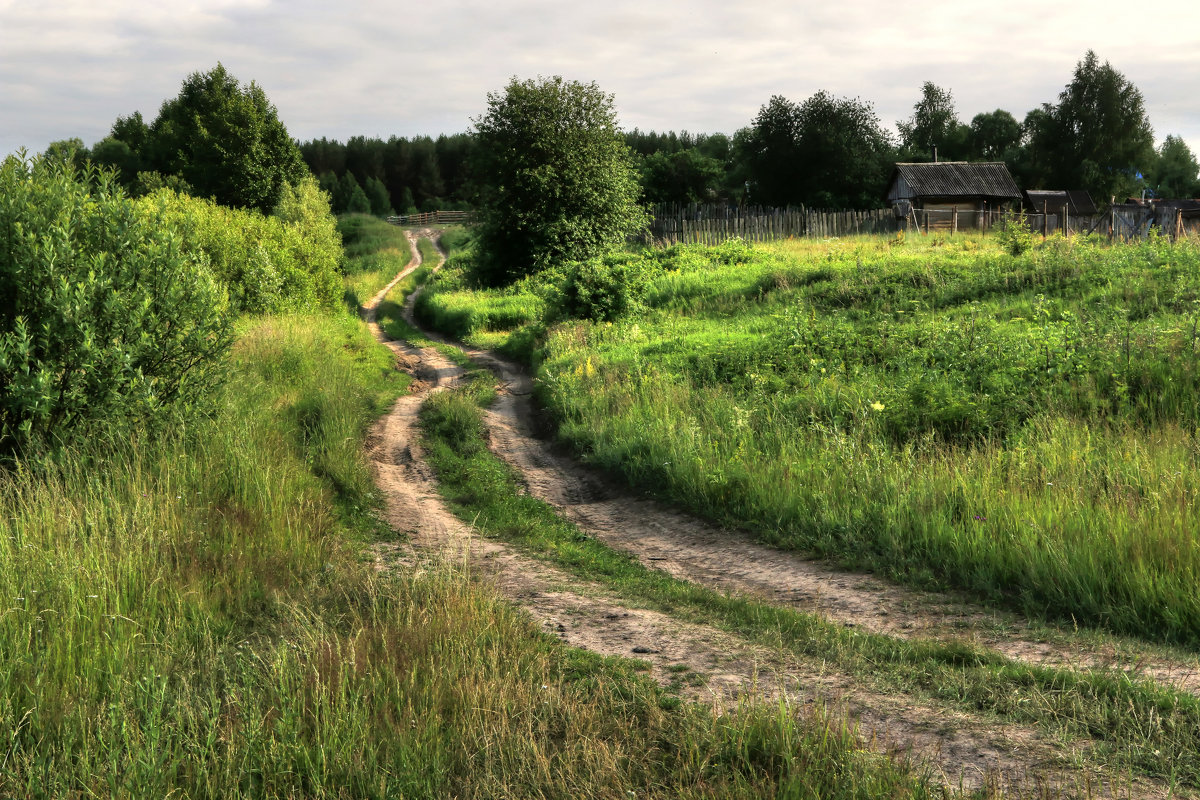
[416,231,1200,647]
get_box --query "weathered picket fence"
[645,202,1199,246]
[644,204,898,246]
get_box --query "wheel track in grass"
[363,233,1190,799]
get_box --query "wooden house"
[886,162,1022,230]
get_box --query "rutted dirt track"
[364,233,1193,798]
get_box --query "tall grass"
[419,233,1200,647]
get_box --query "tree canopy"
[897,82,968,161]
[1025,51,1155,201]
[470,76,648,283]
[1147,135,1200,199]
[137,64,308,213]
[739,92,893,208]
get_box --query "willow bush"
[0,154,232,457]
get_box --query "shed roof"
[1025,189,1097,215]
[890,162,1021,200]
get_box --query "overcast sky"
[3,0,1198,163]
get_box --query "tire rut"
[363,233,1189,799]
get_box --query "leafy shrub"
[272,174,343,299]
[996,210,1037,256]
[552,253,654,322]
[0,154,233,457]
[145,185,342,314]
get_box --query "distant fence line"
[644,203,1200,247]
[387,210,474,227]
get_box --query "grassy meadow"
[415,231,1200,647]
[0,222,941,797]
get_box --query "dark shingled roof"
[1025,189,1097,215]
[891,162,1021,200]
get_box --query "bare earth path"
[363,233,1194,798]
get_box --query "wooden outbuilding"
[1024,189,1097,216]
[887,162,1022,231]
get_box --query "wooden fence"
[387,210,474,227]
[644,204,898,246]
[645,202,1199,247]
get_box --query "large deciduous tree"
[737,95,804,207]
[739,92,893,208]
[794,91,893,207]
[967,110,1022,161]
[1025,51,1155,201]
[470,76,648,284]
[897,82,968,161]
[143,64,307,213]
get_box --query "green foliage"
[363,175,394,216]
[1148,134,1200,198]
[1025,51,1155,201]
[739,92,894,208]
[332,170,363,213]
[551,253,656,323]
[346,183,372,215]
[471,76,649,284]
[146,187,342,314]
[995,210,1037,255]
[967,109,1022,161]
[896,82,969,161]
[272,174,344,295]
[143,63,307,213]
[298,133,476,217]
[0,154,232,457]
[438,227,474,256]
[132,169,192,197]
[639,148,724,204]
[39,139,90,169]
[88,136,141,189]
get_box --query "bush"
[146,186,342,314]
[996,209,1037,256]
[552,253,653,322]
[0,154,233,457]
[272,174,344,301]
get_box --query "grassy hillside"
[416,232,1200,647]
